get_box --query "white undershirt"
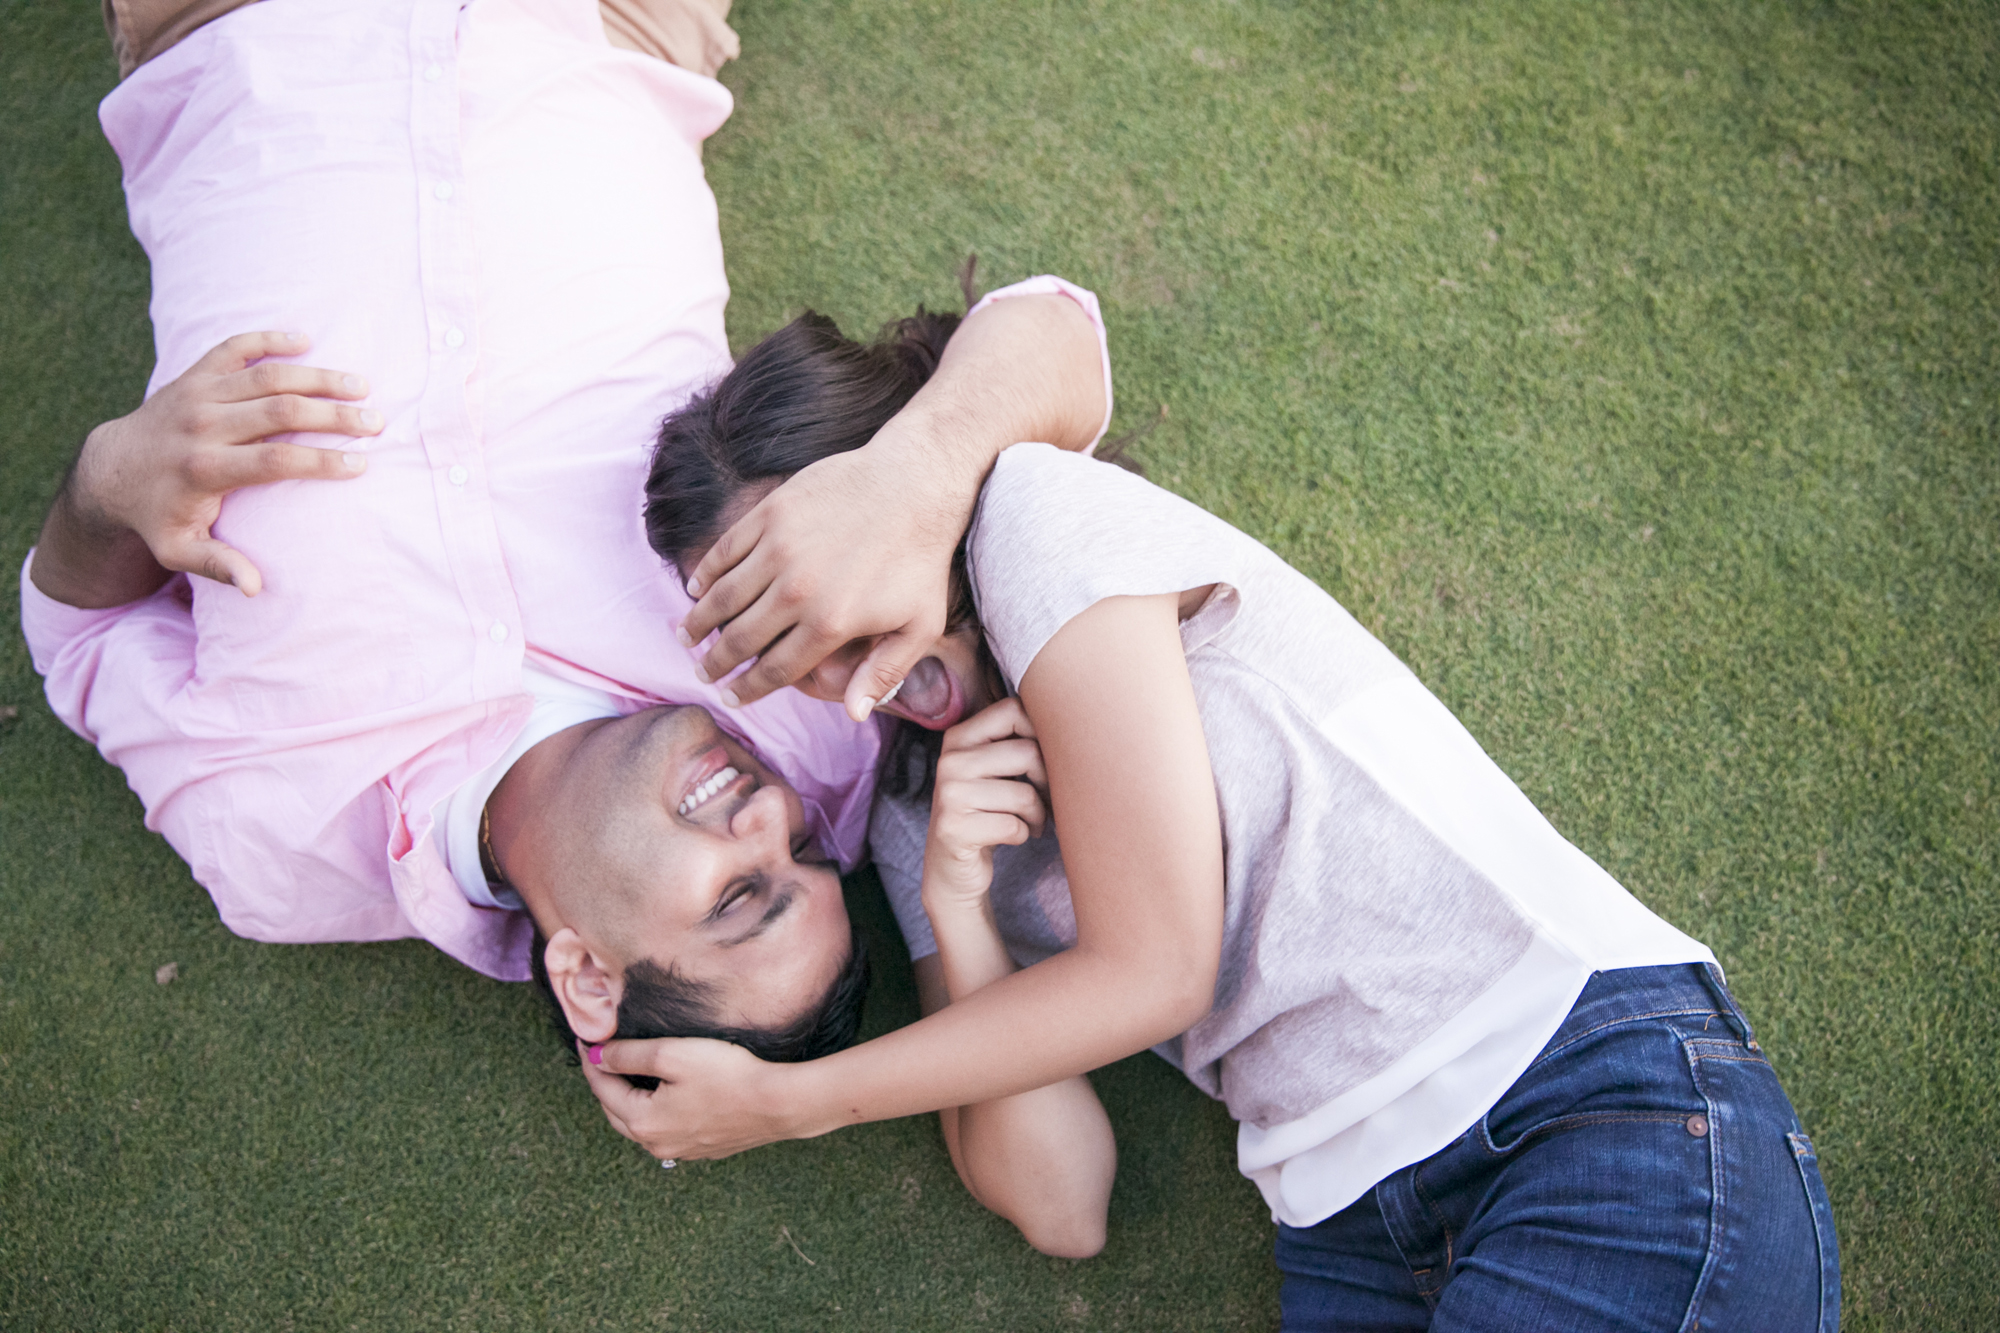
[434,665,623,910]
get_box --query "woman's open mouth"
[879,655,963,730]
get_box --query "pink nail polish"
[587,1044,604,1066]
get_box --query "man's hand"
[30,331,380,609]
[925,698,1048,912]
[581,1037,806,1162]
[678,290,1107,720]
[678,428,964,715]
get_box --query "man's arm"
[677,284,1110,719]
[31,331,379,609]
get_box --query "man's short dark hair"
[529,923,869,1088]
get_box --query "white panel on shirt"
[1236,677,1713,1226]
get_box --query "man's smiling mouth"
[678,763,742,816]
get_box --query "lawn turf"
[2,0,1996,1328]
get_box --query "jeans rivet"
[1686,1113,1709,1138]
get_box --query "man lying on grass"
[22,0,1104,1032]
[564,306,1845,1332]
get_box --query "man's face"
[540,705,851,1031]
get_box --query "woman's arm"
[586,592,1224,1154]
[916,700,1116,1259]
[916,954,1114,1258]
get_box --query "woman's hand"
[924,697,1048,913]
[31,331,380,609]
[580,1037,810,1162]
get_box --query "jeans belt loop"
[1698,962,1760,1051]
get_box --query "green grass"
[2,0,1995,1327]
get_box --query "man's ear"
[543,927,622,1044]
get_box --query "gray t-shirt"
[869,443,1709,1225]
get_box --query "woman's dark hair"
[530,923,871,1089]
[646,308,964,578]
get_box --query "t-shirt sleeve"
[965,276,1115,451]
[867,791,939,961]
[966,443,1251,692]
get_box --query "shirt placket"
[407,0,520,707]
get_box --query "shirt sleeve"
[965,275,1116,451]
[867,792,939,961]
[18,551,419,946]
[22,551,193,755]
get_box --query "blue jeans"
[1274,964,1840,1332]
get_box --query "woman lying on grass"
[591,294,1840,1332]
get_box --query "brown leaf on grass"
[0,705,18,722]
[155,962,179,985]
[779,1225,817,1265]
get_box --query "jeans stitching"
[1479,1109,1697,1156]
[1677,1040,1727,1333]
[1530,1004,1720,1070]
[1789,1133,1841,1333]
[1408,1166,1456,1303]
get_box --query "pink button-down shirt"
[21,0,1113,983]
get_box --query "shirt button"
[488,623,508,643]
[444,327,465,348]
[448,464,469,486]
[424,63,443,81]
[434,182,454,200]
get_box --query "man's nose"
[728,783,788,841]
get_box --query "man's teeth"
[678,766,740,816]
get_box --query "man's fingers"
[198,330,313,375]
[192,439,370,494]
[681,547,784,673]
[166,536,264,597]
[214,360,371,405]
[236,393,384,444]
[694,584,818,698]
[684,504,770,602]
[846,626,935,723]
[719,622,850,708]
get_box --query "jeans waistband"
[1545,962,1758,1060]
